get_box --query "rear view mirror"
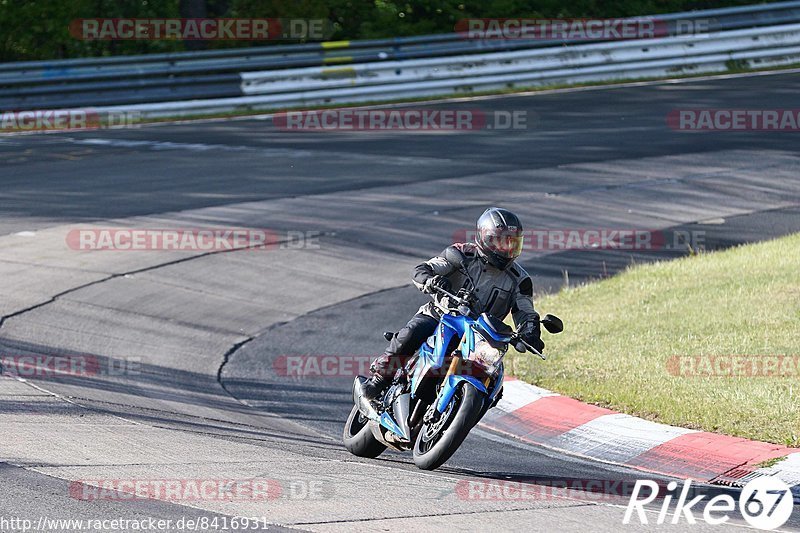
[541,314,563,334]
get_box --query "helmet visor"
[479,227,524,259]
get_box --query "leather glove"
[520,320,545,353]
[424,275,452,295]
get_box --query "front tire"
[343,405,386,458]
[412,384,483,470]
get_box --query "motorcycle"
[343,266,563,470]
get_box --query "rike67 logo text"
[624,477,793,530]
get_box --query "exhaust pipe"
[352,376,380,422]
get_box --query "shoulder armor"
[451,242,478,256]
[508,264,533,296]
[518,276,533,297]
[443,243,477,265]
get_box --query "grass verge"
[506,233,800,446]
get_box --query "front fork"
[410,340,497,427]
[426,356,489,422]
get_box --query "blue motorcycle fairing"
[489,364,504,402]
[411,314,465,397]
[379,412,409,440]
[434,314,468,362]
[460,324,476,359]
[436,375,487,412]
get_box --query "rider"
[362,207,545,400]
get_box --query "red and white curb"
[480,378,799,494]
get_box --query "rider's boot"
[361,374,389,401]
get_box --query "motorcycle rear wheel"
[342,405,387,458]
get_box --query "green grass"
[757,456,788,469]
[506,233,800,446]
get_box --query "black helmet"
[475,207,524,270]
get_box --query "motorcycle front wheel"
[342,405,387,458]
[412,383,483,470]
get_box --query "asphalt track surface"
[1,71,800,531]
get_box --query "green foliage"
[0,0,783,61]
[0,0,182,61]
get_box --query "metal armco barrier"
[2,1,800,115]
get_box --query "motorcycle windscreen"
[477,313,513,342]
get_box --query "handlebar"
[432,286,547,360]
[432,285,471,307]
[514,337,547,360]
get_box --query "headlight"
[472,339,505,370]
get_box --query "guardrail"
[2,1,800,115]
[239,24,800,96]
[88,23,799,119]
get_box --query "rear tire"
[342,405,386,458]
[412,384,483,470]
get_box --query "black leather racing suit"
[370,242,541,378]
